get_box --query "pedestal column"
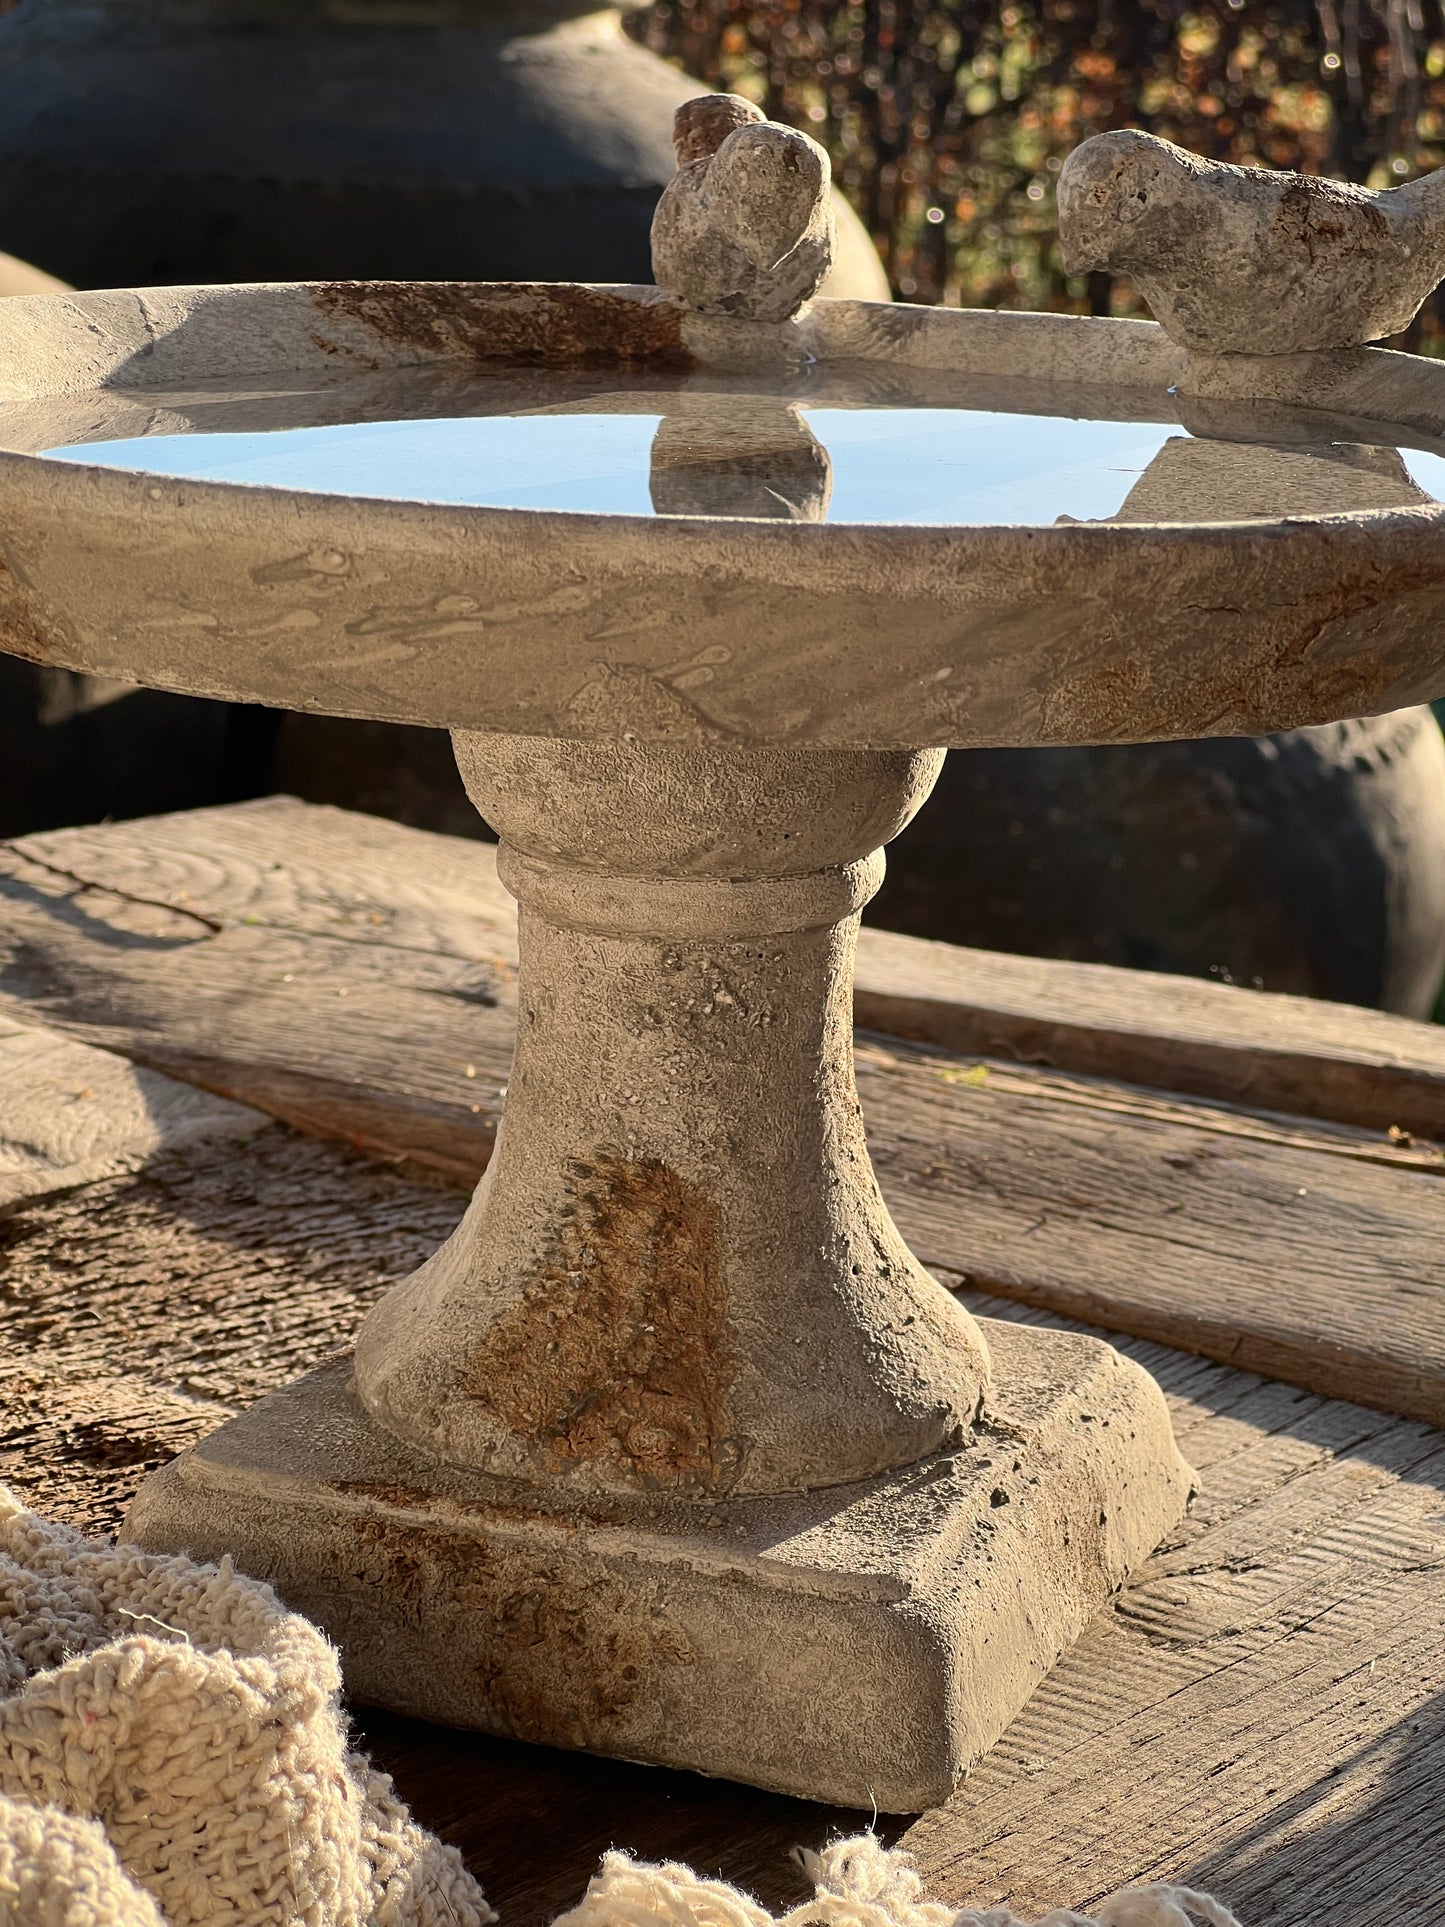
[127,726,1191,1809]
[355,734,990,1498]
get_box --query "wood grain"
[0,806,515,1180]
[19,792,1445,1136]
[907,1296,1445,1926]
[0,1015,263,1209]
[853,926,1445,1139]
[0,1117,1438,1926]
[863,1039,1445,1426]
[4,799,1445,1424]
[0,1125,464,1534]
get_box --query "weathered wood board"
[4,799,1445,1425]
[0,1116,1438,1927]
[0,1014,263,1209]
[854,928,1445,1139]
[912,1296,1445,1925]
[17,794,1445,1136]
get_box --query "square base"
[125,1320,1191,1810]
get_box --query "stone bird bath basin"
[5,274,1445,1808]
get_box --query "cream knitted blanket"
[0,1487,491,1927]
[0,1490,1240,1927]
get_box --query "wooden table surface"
[2,799,1442,1925]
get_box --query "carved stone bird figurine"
[1058,127,1445,355]
[651,95,836,323]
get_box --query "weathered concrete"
[1059,127,1445,355]
[16,230,1445,1795]
[127,1322,1191,1812]
[0,250,67,299]
[5,286,1445,743]
[355,734,989,1497]
[0,6,886,839]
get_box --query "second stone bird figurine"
[651,95,836,323]
[1058,126,1445,355]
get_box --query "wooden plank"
[0,1014,264,1209]
[16,793,1445,1140]
[7,795,519,961]
[0,806,515,1180]
[4,800,1445,1425]
[863,1039,1445,1425]
[853,927,1445,1141]
[904,1297,1445,1926]
[0,1124,463,1535]
[0,1122,1439,1925]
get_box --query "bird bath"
[8,253,1445,1806]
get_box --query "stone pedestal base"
[125,1318,1191,1812]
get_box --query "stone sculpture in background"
[0,0,885,298]
[876,710,1445,1017]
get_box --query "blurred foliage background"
[628,0,1445,348]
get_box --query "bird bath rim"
[4,277,1445,749]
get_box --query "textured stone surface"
[5,285,1445,743]
[0,251,66,300]
[652,96,836,323]
[1059,128,1445,355]
[0,2,886,840]
[127,1321,1191,1813]
[353,735,990,1500]
[14,271,1427,1802]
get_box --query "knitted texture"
[0,1796,165,1927]
[0,1488,493,1927]
[0,1491,1244,1927]
[551,1836,1244,1927]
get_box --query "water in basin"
[19,361,1445,525]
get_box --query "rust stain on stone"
[466,1155,736,1494]
[1046,553,1445,743]
[470,1565,690,1745]
[1275,176,1388,262]
[0,550,60,667]
[337,1515,691,1745]
[310,280,692,369]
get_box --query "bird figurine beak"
[1059,234,1102,278]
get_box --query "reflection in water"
[649,400,831,520]
[25,362,1445,525]
[1109,435,1437,523]
[41,407,1190,523]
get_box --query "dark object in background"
[0,0,884,295]
[279,708,1445,1021]
[871,709,1445,1018]
[0,0,882,842]
[0,662,276,838]
[274,718,483,847]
